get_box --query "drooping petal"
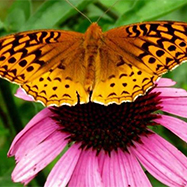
[99,150,151,187]
[156,78,176,87]
[9,107,52,156]
[154,114,187,143]
[12,131,68,184]
[15,87,34,101]
[8,115,61,161]
[159,98,187,118]
[45,143,82,187]
[68,149,103,187]
[131,133,187,187]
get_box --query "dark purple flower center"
[51,91,162,154]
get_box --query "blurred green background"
[0,0,187,186]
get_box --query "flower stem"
[0,80,23,133]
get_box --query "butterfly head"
[85,23,102,42]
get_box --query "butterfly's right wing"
[92,21,187,105]
[0,30,89,106]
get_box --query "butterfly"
[0,21,187,106]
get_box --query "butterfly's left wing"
[0,30,89,106]
[92,21,187,105]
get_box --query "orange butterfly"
[0,21,187,106]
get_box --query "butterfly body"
[0,21,187,106]
[83,23,102,93]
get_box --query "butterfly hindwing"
[91,44,158,105]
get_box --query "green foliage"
[116,0,187,26]
[0,0,187,186]
[4,0,31,31]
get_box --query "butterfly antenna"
[96,0,119,23]
[65,0,92,23]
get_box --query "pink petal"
[8,112,61,161]
[131,133,187,187]
[85,150,103,187]
[9,107,52,155]
[15,88,34,101]
[161,97,187,104]
[154,114,187,143]
[97,150,105,174]
[154,88,187,97]
[159,98,187,118]
[12,131,68,183]
[99,150,151,187]
[69,149,103,187]
[156,78,176,87]
[20,175,36,185]
[68,151,86,187]
[45,143,82,187]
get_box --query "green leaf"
[0,19,4,30]
[164,62,187,87]
[20,0,92,31]
[101,0,138,15]
[4,0,31,31]
[115,0,187,26]
[0,169,22,187]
